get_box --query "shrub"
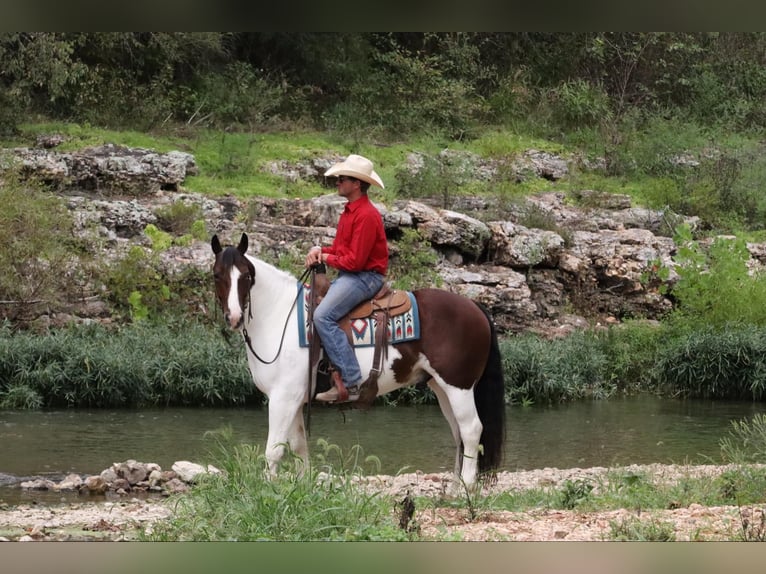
[387,228,441,290]
[146,434,410,541]
[0,175,84,322]
[154,201,204,236]
[720,413,766,464]
[322,48,487,140]
[668,226,766,328]
[0,321,256,408]
[650,326,766,399]
[500,331,614,405]
[549,79,613,130]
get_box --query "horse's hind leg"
[433,378,483,489]
[428,379,462,478]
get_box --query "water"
[2,395,764,487]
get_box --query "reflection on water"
[1,395,765,482]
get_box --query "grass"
[0,320,257,409]
[141,428,766,541]
[145,432,413,541]
[144,408,766,541]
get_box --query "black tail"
[474,303,506,473]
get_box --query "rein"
[240,267,312,365]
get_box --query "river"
[2,394,764,485]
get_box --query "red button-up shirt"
[322,194,388,275]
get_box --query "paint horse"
[211,233,505,488]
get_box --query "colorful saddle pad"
[296,283,420,348]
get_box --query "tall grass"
[500,330,616,405]
[650,325,766,400]
[146,432,411,541]
[5,317,766,410]
[0,321,257,409]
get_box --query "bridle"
[229,263,312,365]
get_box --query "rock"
[20,479,56,490]
[1,144,197,194]
[171,461,207,483]
[83,475,108,494]
[56,474,83,491]
[113,460,149,485]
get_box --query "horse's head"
[211,233,256,330]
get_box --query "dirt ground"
[1,464,763,541]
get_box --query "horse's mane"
[251,256,299,285]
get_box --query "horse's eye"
[213,272,221,280]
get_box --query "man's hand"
[305,246,322,268]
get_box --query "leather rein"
[240,266,312,365]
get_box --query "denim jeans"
[313,270,385,387]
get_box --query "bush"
[650,325,766,399]
[720,413,766,464]
[0,175,85,322]
[669,227,766,328]
[549,79,613,130]
[154,202,204,236]
[322,48,487,140]
[0,321,256,408]
[500,331,614,405]
[146,433,410,541]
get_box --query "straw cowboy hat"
[324,154,385,189]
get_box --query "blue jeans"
[313,270,385,387]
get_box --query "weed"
[560,478,594,509]
[154,201,204,235]
[608,515,676,541]
[737,507,766,541]
[145,432,412,541]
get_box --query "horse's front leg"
[265,394,307,477]
[286,408,309,476]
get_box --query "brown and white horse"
[211,233,505,488]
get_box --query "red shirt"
[322,195,388,275]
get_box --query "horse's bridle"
[238,266,312,365]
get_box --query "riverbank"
[2,464,764,541]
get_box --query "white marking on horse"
[227,266,243,328]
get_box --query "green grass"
[145,433,413,541]
[142,429,766,541]
[0,320,257,409]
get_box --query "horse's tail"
[474,303,506,473]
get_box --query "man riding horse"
[304,154,388,404]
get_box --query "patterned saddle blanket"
[296,283,420,348]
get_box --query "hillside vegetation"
[4,33,766,408]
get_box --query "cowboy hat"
[324,154,385,189]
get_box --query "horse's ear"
[237,233,249,255]
[211,234,222,255]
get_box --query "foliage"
[559,478,594,509]
[321,44,488,140]
[668,225,766,328]
[649,326,766,400]
[0,174,88,323]
[146,432,411,541]
[500,331,615,405]
[0,321,256,408]
[387,228,442,290]
[154,201,204,236]
[549,79,612,130]
[608,516,676,541]
[594,322,666,392]
[394,152,472,209]
[720,414,766,464]
[478,465,766,517]
[101,229,212,322]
